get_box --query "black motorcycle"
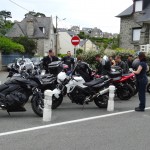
[0,73,59,117]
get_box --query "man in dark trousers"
[62,51,74,71]
[43,49,59,73]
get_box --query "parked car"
[7,58,34,71]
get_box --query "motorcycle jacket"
[72,61,92,82]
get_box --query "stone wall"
[119,13,144,50]
[36,39,44,56]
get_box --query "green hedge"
[0,36,25,53]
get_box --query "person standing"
[43,49,59,73]
[62,51,74,71]
[109,56,116,66]
[127,55,133,68]
[133,52,148,111]
[95,54,103,75]
[115,55,128,74]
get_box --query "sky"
[0,0,133,33]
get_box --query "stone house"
[6,14,55,56]
[82,27,103,38]
[117,0,150,50]
[70,26,80,34]
[79,39,98,51]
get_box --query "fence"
[2,53,32,65]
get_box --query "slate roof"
[137,3,150,22]
[116,5,133,17]
[58,28,76,37]
[79,39,88,47]
[6,14,52,39]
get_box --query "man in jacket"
[62,51,74,70]
[115,55,128,74]
[43,49,59,73]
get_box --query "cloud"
[0,0,133,33]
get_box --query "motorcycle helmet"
[57,71,67,83]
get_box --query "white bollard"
[0,81,1,85]
[43,90,53,122]
[107,85,115,112]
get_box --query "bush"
[113,48,135,61]
[0,36,25,53]
[12,36,37,55]
[76,48,83,56]
[80,50,104,69]
[58,53,67,58]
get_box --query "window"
[135,0,143,12]
[39,27,45,33]
[132,28,141,41]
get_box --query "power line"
[8,0,30,12]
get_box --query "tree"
[25,11,46,17]
[12,36,37,55]
[0,10,14,35]
[0,10,12,22]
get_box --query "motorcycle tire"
[130,82,138,96]
[94,94,109,108]
[117,84,134,100]
[31,95,44,117]
[52,94,63,109]
[147,83,150,93]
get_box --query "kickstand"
[7,111,11,116]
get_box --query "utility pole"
[55,16,58,56]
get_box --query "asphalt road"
[0,71,150,150]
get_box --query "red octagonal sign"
[71,36,80,46]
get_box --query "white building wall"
[58,32,75,54]
[80,40,97,51]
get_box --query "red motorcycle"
[111,73,135,100]
[94,68,135,100]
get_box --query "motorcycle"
[0,77,44,117]
[52,71,111,109]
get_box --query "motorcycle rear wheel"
[117,84,134,100]
[147,83,150,93]
[94,94,109,108]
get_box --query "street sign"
[71,36,80,46]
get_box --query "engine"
[5,91,28,106]
[68,87,86,105]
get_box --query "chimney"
[27,19,34,36]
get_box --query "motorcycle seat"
[112,77,121,81]
[122,73,130,76]
[93,80,110,89]
[83,77,107,87]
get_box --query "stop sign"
[71,36,80,46]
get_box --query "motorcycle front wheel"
[52,94,63,109]
[130,81,138,96]
[94,93,109,108]
[31,94,63,117]
[31,95,44,117]
[117,84,134,100]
